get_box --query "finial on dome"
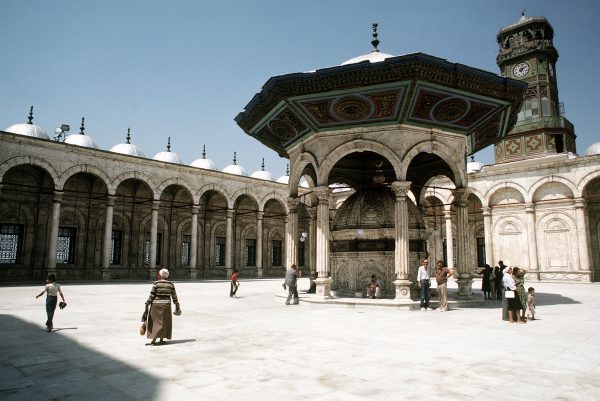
[470,155,475,162]
[285,164,289,176]
[371,22,380,52]
[126,128,131,144]
[79,117,85,135]
[28,106,34,124]
[519,9,527,21]
[202,144,206,159]
[261,158,265,171]
[233,151,237,165]
[166,137,171,152]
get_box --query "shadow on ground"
[0,315,159,401]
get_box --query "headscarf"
[158,268,169,279]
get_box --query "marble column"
[574,198,591,273]
[482,206,494,267]
[148,200,160,279]
[285,197,299,269]
[524,203,539,276]
[225,209,234,278]
[101,195,116,281]
[453,189,472,298]
[46,191,63,277]
[444,209,455,271]
[314,186,332,298]
[256,211,264,278]
[189,205,199,279]
[308,209,317,279]
[391,181,412,301]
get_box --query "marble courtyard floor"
[0,278,599,401]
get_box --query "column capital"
[191,204,200,214]
[452,188,470,206]
[256,210,264,220]
[524,202,535,213]
[574,198,586,209]
[390,181,411,199]
[106,195,116,207]
[482,206,491,215]
[226,209,235,219]
[314,186,330,205]
[443,210,452,219]
[307,208,317,219]
[152,200,161,210]
[287,197,300,211]
[53,191,63,203]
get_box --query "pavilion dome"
[190,146,218,170]
[467,157,484,173]
[333,186,395,230]
[110,128,145,157]
[153,137,182,164]
[341,23,394,66]
[250,159,273,181]
[222,152,247,176]
[4,106,49,140]
[585,141,600,156]
[64,118,99,149]
[276,174,289,184]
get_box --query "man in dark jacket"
[285,264,302,305]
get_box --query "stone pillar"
[308,209,317,278]
[453,189,472,298]
[574,198,591,272]
[46,191,63,277]
[314,186,332,298]
[225,209,234,278]
[149,200,160,279]
[482,206,494,267]
[524,203,539,275]
[390,181,412,301]
[256,211,264,278]
[285,197,299,269]
[101,195,116,281]
[189,205,199,279]
[444,209,454,271]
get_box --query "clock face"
[513,62,530,78]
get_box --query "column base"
[256,268,263,278]
[393,279,412,301]
[456,275,473,299]
[101,269,111,281]
[46,268,58,279]
[189,269,198,279]
[148,268,157,280]
[226,268,233,278]
[314,277,332,299]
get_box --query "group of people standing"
[417,259,454,311]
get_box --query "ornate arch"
[529,175,578,201]
[578,170,600,193]
[112,171,155,196]
[195,183,230,204]
[0,156,59,189]
[58,165,111,193]
[155,177,194,203]
[289,152,319,197]
[230,188,260,210]
[484,181,529,205]
[401,141,466,188]
[259,194,289,214]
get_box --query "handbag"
[139,322,146,335]
[505,289,515,299]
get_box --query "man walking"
[417,259,431,310]
[434,260,453,311]
[285,264,301,305]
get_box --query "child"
[36,274,66,332]
[527,287,536,320]
[230,269,240,297]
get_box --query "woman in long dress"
[477,264,493,299]
[144,269,181,345]
[502,266,526,323]
[512,267,528,321]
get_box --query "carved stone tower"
[495,13,576,162]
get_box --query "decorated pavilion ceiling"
[235,53,526,157]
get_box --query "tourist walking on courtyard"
[230,269,240,297]
[417,259,431,310]
[512,267,528,320]
[285,264,301,305]
[144,269,181,345]
[35,274,66,332]
[434,260,453,311]
[477,264,494,299]
[502,266,525,323]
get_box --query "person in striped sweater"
[144,269,181,345]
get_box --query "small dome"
[222,152,247,176]
[341,50,395,66]
[276,175,289,184]
[64,118,98,149]
[4,106,49,140]
[190,145,217,170]
[585,142,600,156]
[110,128,145,157]
[153,137,182,164]
[250,158,273,181]
[467,158,484,173]
[299,177,309,188]
[333,186,395,230]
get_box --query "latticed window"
[110,230,122,265]
[181,235,191,266]
[144,232,162,265]
[0,224,24,264]
[476,237,486,268]
[245,239,256,266]
[56,227,76,264]
[298,240,305,267]
[272,240,282,266]
[215,237,226,266]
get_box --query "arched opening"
[263,198,286,276]
[583,177,600,281]
[200,190,228,277]
[233,194,259,276]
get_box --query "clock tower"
[495,13,576,162]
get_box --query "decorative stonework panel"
[255,106,310,150]
[544,219,570,270]
[504,138,522,156]
[525,134,543,152]
[331,252,394,295]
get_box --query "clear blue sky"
[2,0,599,178]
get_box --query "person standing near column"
[434,260,453,311]
[285,264,301,305]
[35,274,66,332]
[417,259,431,310]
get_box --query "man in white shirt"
[417,259,431,310]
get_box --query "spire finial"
[202,144,206,159]
[470,155,475,162]
[27,106,34,124]
[79,117,85,135]
[520,8,526,17]
[286,164,289,176]
[233,152,237,165]
[126,128,131,144]
[371,22,380,52]
[166,137,171,152]
[261,158,265,171]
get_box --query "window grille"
[110,230,122,265]
[272,240,282,266]
[0,224,24,264]
[215,237,226,266]
[144,232,162,265]
[181,235,191,266]
[57,227,76,264]
[245,239,256,266]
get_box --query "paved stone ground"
[0,278,599,401]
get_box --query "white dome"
[65,133,99,148]
[251,170,273,181]
[276,175,289,184]
[5,123,49,140]
[223,164,247,176]
[341,50,394,66]
[153,151,182,164]
[190,158,218,170]
[584,142,600,156]
[110,143,146,157]
[299,177,309,188]
[467,160,484,173]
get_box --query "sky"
[2,0,599,179]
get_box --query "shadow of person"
[51,327,78,332]
[145,339,197,346]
